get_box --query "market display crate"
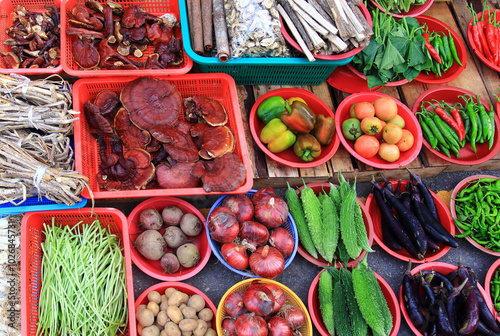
[178,0,352,85]
[61,0,193,77]
[21,208,136,336]
[0,196,87,215]
[73,73,253,199]
[0,0,63,75]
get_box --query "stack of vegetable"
[453,176,500,251]
[318,255,393,336]
[402,260,500,335]
[371,171,458,260]
[258,95,335,162]
[420,25,463,77]
[469,5,500,68]
[285,172,373,264]
[417,94,495,158]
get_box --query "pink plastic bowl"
[467,9,500,73]
[485,258,500,322]
[369,0,434,18]
[335,92,423,169]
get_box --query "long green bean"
[37,218,128,336]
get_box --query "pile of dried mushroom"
[67,1,183,70]
[83,77,247,193]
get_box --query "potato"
[165,288,177,298]
[181,306,197,319]
[187,295,205,312]
[148,291,162,305]
[161,294,167,302]
[137,304,147,313]
[179,303,187,312]
[157,311,170,326]
[205,328,216,336]
[179,213,203,236]
[164,226,188,249]
[136,308,155,327]
[193,320,208,336]
[165,322,181,336]
[142,325,160,336]
[160,299,169,312]
[138,324,144,336]
[181,332,192,336]
[162,206,184,226]
[179,319,198,332]
[166,306,183,324]
[139,208,163,230]
[180,293,190,305]
[198,308,213,322]
[156,323,164,331]
[147,301,160,316]
[168,290,185,307]
[135,230,167,261]
[160,330,168,336]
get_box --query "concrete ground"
[118,169,500,336]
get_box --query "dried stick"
[277,0,314,51]
[213,0,230,61]
[308,0,336,23]
[277,5,315,61]
[289,0,338,35]
[296,13,326,52]
[190,0,204,55]
[201,0,213,50]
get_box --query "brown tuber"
[176,243,201,268]
[139,208,163,230]
[162,206,184,226]
[135,230,167,261]
[179,213,203,236]
[163,226,189,249]
[160,253,180,274]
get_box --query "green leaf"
[359,40,381,72]
[393,62,408,74]
[380,39,405,70]
[403,67,421,82]
[407,41,426,68]
[405,17,420,31]
[390,35,411,58]
[366,73,386,89]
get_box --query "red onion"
[224,291,249,318]
[235,313,268,336]
[268,316,294,336]
[269,228,294,259]
[249,245,285,279]
[222,317,237,336]
[277,304,306,330]
[254,194,289,229]
[243,282,276,316]
[222,194,255,222]
[252,188,275,205]
[208,207,239,243]
[263,283,286,314]
[239,221,270,252]
[221,242,249,270]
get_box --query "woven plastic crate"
[178,0,353,85]
[21,208,135,336]
[0,0,63,75]
[0,196,87,215]
[61,0,193,77]
[73,73,253,199]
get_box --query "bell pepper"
[260,118,296,153]
[311,114,335,145]
[257,96,286,124]
[281,101,316,134]
[286,97,307,106]
[293,134,322,162]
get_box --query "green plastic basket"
[178,0,353,85]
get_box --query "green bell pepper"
[257,96,286,124]
[260,118,296,153]
[293,134,322,161]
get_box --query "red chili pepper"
[497,25,500,66]
[486,21,497,59]
[477,20,494,62]
[449,107,466,141]
[470,4,484,55]
[433,105,464,141]
[422,32,442,64]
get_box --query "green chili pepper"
[433,114,461,149]
[447,29,463,66]
[475,107,484,143]
[423,112,449,149]
[441,34,452,71]
[465,102,478,153]
[477,95,492,142]
[489,110,496,150]
[419,114,438,149]
[437,142,451,157]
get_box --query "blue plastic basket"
[207,189,298,278]
[0,197,88,215]
[178,0,353,85]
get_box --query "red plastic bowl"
[369,0,433,18]
[280,2,372,60]
[128,197,211,281]
[468,9,500,73]
[450,175,500,256]
[412,86,500,165]
[296,183,374,267]
[335,92,423,169]
[414,16,467,84]
[309,268,401,336]
[365,179,455,263]
[327,66,384,93]
[399,262,495,336]
[134,282,217,330]
[347,63,410,87]
[485,258,500,322]
[249,89,340,168]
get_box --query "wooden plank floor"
[239,0,500,189]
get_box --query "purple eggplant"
[407,168,439,221]
[420,270,454,292]
[447,278,469,336]
[436,294,455,336]
[402,261,427,333]
[457,260,480,335]
[467,267,500,333]
[476,320,500,336]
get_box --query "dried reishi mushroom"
[156,162,201,189]
[147,22,173,45]
[144,53,166,69]
[146,137,162,153]
[114,108,151,149]
[94,89,120,118]
[191,152,246,192]
[155,38,183,66]
[70,4,103,30]
[98,39,139,69]
[183,96,228,126]
[0,51,20,69]
[120,77,182,130]
[150,125,199,163]
[121,5,149,28]
[191,126,235,159]
[72,38,99,69]
[83,100,113,136]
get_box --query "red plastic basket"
[21,208,136,336]
[61,0,193,77]
[0,0,63,75]
[73,74,253,199]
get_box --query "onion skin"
[277,304,306,330]
[243,282,276,317]
[221,242,249,271]
[224,291,249,318]
[239,221,270,252]
[249,245,285,279]
[254,195,289,229]
[222,194,254,223]
[235,313,268,336]
[263,283,286,314]
[268,316,294,336]
[268,228,294,259]
[208,206,239,243]
[252,188,275,205]
[222,317,237,336]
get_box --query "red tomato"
[354,135,380,159]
